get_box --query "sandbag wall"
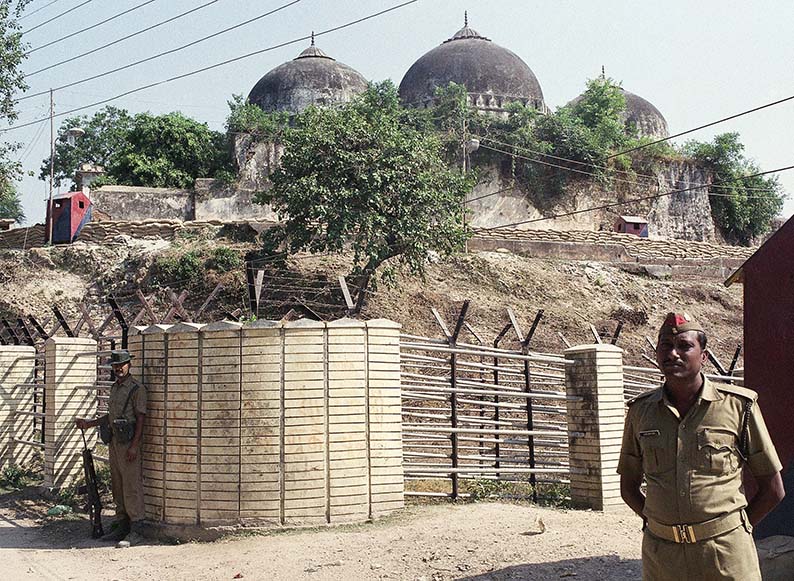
[127,318,404,530]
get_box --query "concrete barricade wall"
[44,337,98,488]
[564,344,625,511]
[0,346,39,470]
[128,318,404,534]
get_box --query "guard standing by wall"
[618,312,785,580]
[75,349,147,546]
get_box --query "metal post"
[520,310,544,502]
[492,323,512,475]
[47,88,54,245]
[108,297,129,349]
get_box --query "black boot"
[101,518,130,542]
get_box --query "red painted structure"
[725,216,794,537]
[613,215,648,237]
[45,191,92,244]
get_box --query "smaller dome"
[248,37,368,113]
[567,80,669,139]
[621,89,669,139]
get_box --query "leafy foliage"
[0,460,39,490]
[226,94,290,141]
[43,107,133,187]
[258,81,473,310]
[0,179,23,221]
[42,108,233,189]
[152,251,204,287]
[685,133,785,244]
[0,1,31,223]
[207,246,242,272]
[428,77,638,201]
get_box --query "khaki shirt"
[108,374,147,424]
[618,375,781,526]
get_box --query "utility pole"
[462,107,468,252]
[47,88,54,245]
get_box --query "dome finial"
[464,11,468,27]
[311,31,315,46]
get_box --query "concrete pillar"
[564,343,625,511]
[0,345,39,470]
[44,336,98,488]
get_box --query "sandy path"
[1,501,643,581]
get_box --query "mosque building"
[237,17,712,240]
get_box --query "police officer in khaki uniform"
[76,350,147,545]
[619,312,785,580]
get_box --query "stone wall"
[193,178,277,222]
[91,185,194,222]
[233,134,284,193]
[467,157,716,242]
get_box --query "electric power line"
[19,0,63,21]
[23,0,223,80]
[479,164,794,230]
[4,0,420,133]
[474,137,779,201]
[22,0,94,35]
[607,93,794,159]
[26,0,159,55]
[22,0,302,98]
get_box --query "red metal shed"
[45,191,92,244]
[725,216,794,537]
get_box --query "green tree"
[0,1,31,222]
[685,133,785,245]
[42,109,232,189]
[226,94,290,141]
[41,106,133,187]
[569,76,632,149]
[0,180,23,221]
[112,112,230,188]
[258,81,472,311]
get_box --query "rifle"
[79,428,104,538]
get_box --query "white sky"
[9,0,794,225]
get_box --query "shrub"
[152,251,204,286]
[207,246,242,272]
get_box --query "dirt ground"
[1,490,643,581]
[0,241,745,369]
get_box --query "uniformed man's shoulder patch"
[714,382,758,402]
[627,388,658,406]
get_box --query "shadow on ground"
[0,487,144,550]
[458,554,642,581]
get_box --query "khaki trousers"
[108,437,145,522]
[642,522,762,581]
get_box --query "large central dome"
[399,18,545,114]
[248,39,368,113]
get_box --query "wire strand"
[5,0,419,132]
[478,164,794,230]
[22,0,223,80]
[19,0,63,21]
[26,0,159,55]
[22,0,93,35]
[607,94,794,159]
